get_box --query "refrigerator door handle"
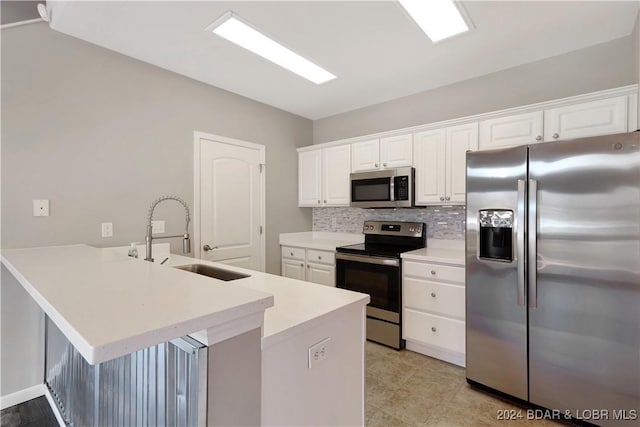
[516,179,526,306]
[528,179,538,308]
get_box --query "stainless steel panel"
[367,306,400,324]
[466,145,528,400]
[335,252,400,266]
[366,317,401,349]
[45,317,207,427]
[528,132,640,425]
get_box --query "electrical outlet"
[151,220,165,234]
[101,222,113,238]
[308,337,330,368]
[33,199,50,217]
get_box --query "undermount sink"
[174,264,250,281]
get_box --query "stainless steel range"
[336,221,426,349]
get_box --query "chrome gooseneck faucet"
[145,195,191,262]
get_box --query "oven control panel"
[363,221,424,237]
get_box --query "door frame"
[193,131,266,270]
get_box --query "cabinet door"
[306,263,335,286]
[413,129,446,205]
[380,134,413,168]
[322,145,351,206]
[351,139,380,172]
[479,111,543,150]
[543,96,627,141]
[446,123,478,204]
[282,259,305,280]
[298,149,322,207]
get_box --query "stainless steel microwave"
[350,167,415,208]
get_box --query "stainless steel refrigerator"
[466,131,639,426]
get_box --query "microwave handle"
[390,177,395,201]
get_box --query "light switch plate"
[151,220,165,234]
[33,199,50,217]
[101,222,113,238]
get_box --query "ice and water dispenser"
[478,210,514,262]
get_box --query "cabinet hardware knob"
[307,264,310,268]
[440,196,445,201]
[383,163,387,167]
[552,133,559,139]
[203,244,217,252]
[324,200,327,203]
[430,270,436,275]
[290,252,294,256]
[374,163,379,168]
[317,200,321,204]
[536,135,542,141]
[300,263,304,267]
[445,196,450,201]
[318,256,322,260]
[431,292,436,298]
[431,327,437,332]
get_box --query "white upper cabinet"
[447,123,479,204]
[479,111,544,150]
[351,134,413,172]
[350,139,380,172]
[380,134,413,169]
[413,123,478,205]
[544,96,628,141]
[322,144,351,206]
[413,129,446,205]
[298,144,351,207]
[298,149,322,206]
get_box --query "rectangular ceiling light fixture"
[206,12,336,85]
[398,0,470,43]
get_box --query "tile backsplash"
[313,206,465,240]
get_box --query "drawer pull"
[430,270,436,275]
[431,292,436,298]
[431,327,437,332]
[318,256,322,260]
[290,252,294,256]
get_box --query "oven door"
[335,252,401,314]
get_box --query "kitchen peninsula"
[1,244,369,426]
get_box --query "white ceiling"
[46,1,639,120]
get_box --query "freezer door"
[466,145,528,400]
[528,132,640,426]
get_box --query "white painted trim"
[302,84,640,151]
[193,131,267,272]
[0,18,44,30]
[44,386,66,426]
[628,93,638,131]
[405,340,465,368]
[0,384,46,410]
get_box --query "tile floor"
[365,342,569,427]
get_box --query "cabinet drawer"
[404,278,465,319]
[306,249,335,265]
[404,261,464,284]
[281,246,305,260]
[404,309,465,354]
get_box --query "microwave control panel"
[394,176,409,201]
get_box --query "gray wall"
[1,22,311,396]
[313,35,637,143]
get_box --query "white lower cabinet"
[402,259,465,367]
[281,246,336,286]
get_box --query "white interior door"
[195,132,265,271]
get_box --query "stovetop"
[336,242,424,258]
[336,220,427,258]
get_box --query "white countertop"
[279,231,364,251]
[401,239,465,265]
[1,244,274,364]
[165,254,370,349]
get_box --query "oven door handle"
[336,252,400,267]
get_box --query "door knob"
[203,244,217,252]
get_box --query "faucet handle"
[203,244,218,252]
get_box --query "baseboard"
[0,383,46,410]
[43,385,65,426]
